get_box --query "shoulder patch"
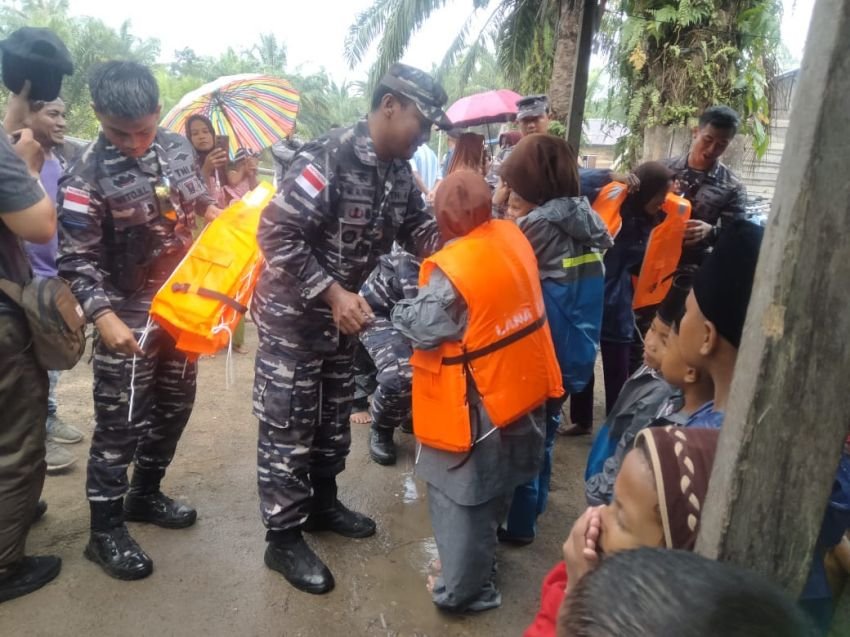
[294,164,328,199]
[63,186,91,213]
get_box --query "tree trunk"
[548,0,582,125]
[549,0,597,151]
[695,0,850,596]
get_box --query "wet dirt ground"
[1,324,602,637]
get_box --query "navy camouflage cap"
[378,63,452,130]
[516,94,549,121]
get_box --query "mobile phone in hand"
[214,134,230,184]
[216,135,230,155]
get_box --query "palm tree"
[252,33,288,75]
[345,0,587,124]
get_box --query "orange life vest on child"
[410,219,564,453]
[632,193,691,309]
[591,181,628,238]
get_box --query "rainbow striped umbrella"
[160,73,300,155]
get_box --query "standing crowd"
[0,24,839,637]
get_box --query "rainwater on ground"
[1,324,600,637]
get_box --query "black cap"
[378,63,451,130]
[516,94,549,121]
[0,27,73,102]
[693,220,764,348]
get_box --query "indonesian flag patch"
[295,164,327,199]
[63,186,91,213]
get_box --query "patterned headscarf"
[635,426,720,550]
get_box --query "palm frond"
[497,0,545,86]
[344,0,399,68]
[437,2,500,82]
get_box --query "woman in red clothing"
[525,426,720,637]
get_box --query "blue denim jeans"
[504,398,564,538]
[47,370,61,418]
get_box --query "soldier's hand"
[95,311,145,356]
[684,219,712,245]
[322,283,375,335]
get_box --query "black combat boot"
[369,426,397,466]
[264,529,334,595]
[84,500,153,580]
[123,467,197,529]
[303,476,376,538]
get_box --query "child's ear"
[699,319,719,356]
[684,366,699,385]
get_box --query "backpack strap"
[0,278,24,306]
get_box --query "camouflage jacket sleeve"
[56,174,112,321]
[256,146,336,301]
[710,175,747,245]
[396,180,442,259]
[721,179,748,225]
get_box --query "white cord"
[128,316,155,423]
[474,424,500,445]
[211,322,235,388]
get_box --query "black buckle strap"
[170,282,249,315]
[442,314,547,366]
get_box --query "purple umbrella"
[445,89,523,128]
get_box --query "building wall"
[640,70,799,202]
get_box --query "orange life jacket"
[632,193,691,309]
[150,183,275,359]
[410,220,564,453]
[591,181,628,238]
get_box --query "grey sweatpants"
[427,483,513,613]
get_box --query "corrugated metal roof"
[583,119,628,146]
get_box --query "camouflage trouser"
[88,309,197,502]
[359,318,413,431]
[253,341,355,531]
[352,342,377,411]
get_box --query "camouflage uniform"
[252,116,442,531]
[352,342,377,413]
[57,129,213,502]
[359,249,421,431]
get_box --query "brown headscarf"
[433,170,492,241]
[499,133,580,204]
[635,426,720,551]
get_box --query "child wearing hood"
[497,133,614,544]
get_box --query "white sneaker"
[45,440,76,473]
[46,416,84,444]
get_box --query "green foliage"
[602,0,782,164]
[0,2,366,144]
[1,0,161,138]
[433,46,508,103]
[346,0,562,95]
